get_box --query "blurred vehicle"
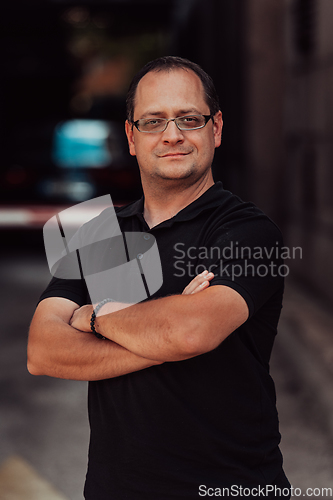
[0,118,141,231]
[1,118,141,205]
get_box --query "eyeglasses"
[132,114,213,133]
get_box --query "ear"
[125,120,136,156]
[213,111,223,149]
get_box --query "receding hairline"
[131,67,210,118]
[126,55,220,122]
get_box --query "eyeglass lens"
[136,115,208,132]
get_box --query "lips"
[159,152,191,158]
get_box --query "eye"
[182,116,199,123]
[144,118,164,126]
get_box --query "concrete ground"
[0,246,333,499]
[271,285,333,496]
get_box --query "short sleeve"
[38,276,89,307]
[39,220,90,306]
[38,206,116,307]
[200,216,285,318]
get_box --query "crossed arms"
[27,271,248,381]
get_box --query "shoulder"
[205,187,283,247]
[74,198,142,244]
[114,198,143,217]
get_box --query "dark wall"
[172,0,247,197]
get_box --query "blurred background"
[1,0,333,498]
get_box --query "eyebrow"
[138,108,202,120]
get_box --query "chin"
[155,165,196,181]
[156,173,194,183]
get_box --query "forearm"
[27,300,162,381]
[69,276,247,364]
[94,287,242,362]
[95,295,196,362]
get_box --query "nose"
[162,120,185,144]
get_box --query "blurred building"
[283,0,333,304]
[230,0,333,306]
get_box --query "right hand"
[182,270,215,295]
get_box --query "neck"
[142,173,214,228]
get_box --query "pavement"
[0,247,332,499]
[271,282,333,495]
[0,456,68,500]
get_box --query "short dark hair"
[126,56,220,122]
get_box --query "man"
[28,56,290,499]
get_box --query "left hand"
[70,305,93,332]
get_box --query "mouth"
[159,152,191,158]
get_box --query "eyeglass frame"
[132,114,214,133]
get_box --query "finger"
[190,279,210,294]
[182,270,208,294]
[182,271,215,295]
[188,271,215,291]
[190,272,215,294]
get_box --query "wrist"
[90,298,114,340]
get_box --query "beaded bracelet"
[90,298,114,340]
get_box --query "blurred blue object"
[52,120,112,168]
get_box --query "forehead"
[133,68,208,117]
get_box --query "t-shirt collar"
[116,182,225,225]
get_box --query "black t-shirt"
[39,182,290,499]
